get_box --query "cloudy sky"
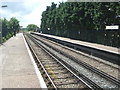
[0,0,67,28]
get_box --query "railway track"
[24,33,98,89]
[27,33,120,89]
[30,33,120,78]
[32,33,119,65]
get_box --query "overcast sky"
[0,0,67,28]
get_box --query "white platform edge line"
[22,33,47,89]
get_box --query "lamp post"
[0,5,8,44]
[1,5,8,17]
[1,5,7,8]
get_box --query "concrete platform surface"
[0,33,40,88]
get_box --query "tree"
[1,18,9,37]
[40,2,120,47]
[9,17,20,33]
[26,24,39,31]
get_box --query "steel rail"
[24,34,58,89]
[34,33,119,70]
[27,33,103,89]
[31,32,120,65]
[26,33,93,89]
[30,33,120,88]
[30,33,120,87]
[28,35,93,89]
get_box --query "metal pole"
[0,5,8,44]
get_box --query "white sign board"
[106,25,119,29]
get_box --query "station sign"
[106,25,119,30]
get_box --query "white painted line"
[22,33,47,89]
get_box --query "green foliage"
[26,24,39,31]
[9,17,20,33]
[0,17,20,43]
[40,2,120,47]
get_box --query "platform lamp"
[1,5,7,8]
[0,5,8,44]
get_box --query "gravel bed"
[42,61,57,64]
[44,64,60,67]
[53,73,73,79]
[33,35,119,80]
[45,67,64,70]
[54,78,78,85]
[48,69,68,74]
[58,83,85,88]
[35,36,118,88]
[38,56,51,60]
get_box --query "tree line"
[0,17,20,43]
[40,2,120,47]
[26,24,39,31]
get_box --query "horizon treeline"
[40,2,120,47]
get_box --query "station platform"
[0,33,46,89]
[34,32,119,55]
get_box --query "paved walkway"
[0,33,40,88]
